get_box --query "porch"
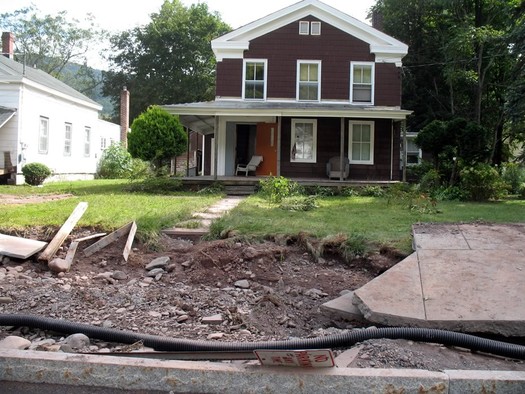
[180,175,399,195]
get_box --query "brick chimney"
[371,10,384,32]
[120,86,130,148]
[2,32,15,59]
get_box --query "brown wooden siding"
[280,117,400,181]
[215,16,401,105]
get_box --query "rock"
[207,332,224,340]
[29,339,56,350]
[148,311,162,318]
[64,333,90,349]
[239,329,252,336]
[176,315,189,323]
[0,296,13,304]
[102,320,113,328]
[244,247,258,259]
[116,308,127,314]
[112,271,128,280]
[340,289,351,296]
[0,336,31,350]
[147,268,165,277]
[61,284,71,291]
[202,314,223,325]
[181,260,193,268]
[145,256,170,271]
[48,258,71,273]
[234,279,250,289]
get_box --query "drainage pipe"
[1,314,524,360]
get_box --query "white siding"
[0,84,21,174]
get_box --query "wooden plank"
[73,233,107,242]
[64,241,79,268]
[0,234,47,259]
[83,222,133,257]
[38,202,88,262]
[122,222,137,262]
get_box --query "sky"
[1,0,376,69]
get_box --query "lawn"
[215,195,525,253]
[0,180,222,245]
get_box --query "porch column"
[339,117,345,181]
[390,120,394,181]
[277,116,282,176]
[214,116,219,181]
[402,119,407,182]
[186,127,190,177]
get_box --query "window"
[39,116,49,154]
[100,137,107,150]
[405,134,422,165]
[297,61,321,101]
[349,121,374,165]
[299,21,309,35]
[291,119,317,163]
[311,21,321,35]
[84,126,91,157]
[351,62,374,104]
[243,59,267,100]
[64,123,72,156]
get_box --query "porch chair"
[236,155,263,176]
[326,156,350,180]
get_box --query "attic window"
[299,21,309,35]
[311,22,321,35]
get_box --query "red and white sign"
[254,349,335,368]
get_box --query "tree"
[102,0,230,123]
[128,106,187,170]
[0,7,105,97]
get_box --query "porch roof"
[162,100,412,134]
[0,106,16,129]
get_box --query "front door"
[255,123,278,176]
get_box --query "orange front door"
[255,123,278,176]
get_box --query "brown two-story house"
[164,0,411,181]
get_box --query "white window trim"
[242,59,268,101]
[348,120,375,165]
[38,116,49,154]
[291,118,317,163]
[311,21,321,35]
[64,122,72,156]
[296,60,321,102]
[299,21,309,35]
[84,126,91,157]
[350,61,375,105]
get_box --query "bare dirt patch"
[0,193,73,205]
[0,228,524,371]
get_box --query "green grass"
[0,180,222,246]
[217,196,525,253]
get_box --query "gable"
[212,0,407,66]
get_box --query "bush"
[459,163,508,201]
[96,143,132,179]
[419,169,442,193]
[128,158,153,180]
[359,185,385,197]
[259,176,301,203]
[501,162,525,194]
[124,176,182,194]
[22,162,52,186]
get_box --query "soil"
[1,194,524,371]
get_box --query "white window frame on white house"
[100,137,107,150]
[297,60,321,101]
[348,121,374,165]
[242,59,267,100]
[350,62,375,105]
[64,122,72,156]
[84,126,91,157]
[405,133,422,166]
[291,119,317,163]
[311,21,321,35]
[38,116,49,154]
[299,21,310,35]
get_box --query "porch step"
[224,185,256,196]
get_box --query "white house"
[0,32,120,185]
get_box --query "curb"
[1,350,525,393]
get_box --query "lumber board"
[83,222,133,257]
[64,241,79,268]
[0,234,47,259]
[38,202,88,262]
[73,233,107,242]
[122,221,137,262]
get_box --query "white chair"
[326,156,350,180]
[236,155,263,176]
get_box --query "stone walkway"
[161,196,245,240]
[323,223,525,336]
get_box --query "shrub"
[459,163,508,201]
[128,158,153,180]
[259,176,301,204]
[359,185,385,197]
[96,143,132,179]
[501,162,525,194]
[419,168,442,193]
[124,176,182,194]
[22,162,52,186]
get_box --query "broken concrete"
[0,233,47,259]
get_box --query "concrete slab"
[458,223,525,250]
[320,291,364,320]
[412,223,469,250]
[353,253,426,326]
[446,370,525,394]
[0,233,47,259]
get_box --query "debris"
[0,233,47,259]
[73,233,107,242]
[145,256,170,270]
[234,279,250,289]
[202,314,223,325]
[123,222,137,262]
[0,336,31,350]
[48,258,70,273]
[83,222,135,258]
[38,202,88,262]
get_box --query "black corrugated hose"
[1,313,524,360]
